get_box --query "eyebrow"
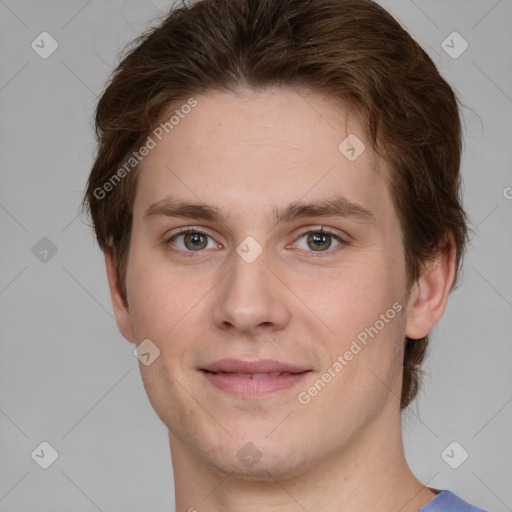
[142,196,374,225]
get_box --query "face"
[114,87,414,479]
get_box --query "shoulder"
[419,490,488,512]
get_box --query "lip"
[200,359,312,397]
[202,358,310,374]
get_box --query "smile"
[200,362,311,396]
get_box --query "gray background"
[1,1,511,511]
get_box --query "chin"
[206,451,308,482]
[191,431,318,482]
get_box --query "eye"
[165,227,346,256]
[292,229,344,252]
[166,229,220,252]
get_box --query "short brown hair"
[82,0,468,409]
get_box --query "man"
[83,0,486,510]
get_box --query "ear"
[405,237,457,340]
[104,246,136,343]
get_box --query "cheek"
[298,255,407,381]
[124,249,192,342]
[300,294,407,421]
[299,262,401,333]
[125,251,217,380]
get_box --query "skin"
[104,87,456,512]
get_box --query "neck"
[169,404,435,512]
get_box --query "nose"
[212,245,291,336]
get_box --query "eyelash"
[164,227,347,258]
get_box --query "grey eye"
[295,232,342,252]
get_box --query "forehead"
[133,87,392,225]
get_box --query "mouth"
[200,359,312,396]
[202,371,301,378]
